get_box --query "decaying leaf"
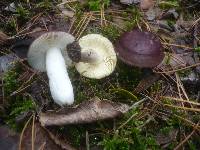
[120,0,134,5]
[0,126,19,150]
[140,0,154,10]
[156,53,186,72]
[0,54,18,74]
[134,73,160,93]
[39,97,130,126]
[155,129,178,148]
[20,121,76,150]
[0,31,9,45]
[62,10,75,18]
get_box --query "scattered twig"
[86,131,90,150]
[19,114,34,150]
[162,96,200,106]
[174,121,200,150]
[57,0,77,7]
[32,114,36,150]
[164,104,200,113]
[154,62,200,74]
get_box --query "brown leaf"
[156,53,186,72]
[0,31,9,45]
[134,73,160,93]
[21,122,76,150]
[140,0,154,10]
[62,10,75,18]
[120,0,134,5]
[0,126,19,150]
[156,129,178,148]
[39,97,129,126]
[0,54,18,73]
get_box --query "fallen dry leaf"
[62,10,75,18]
[134,73,160,93]
[0,125,19,150]
[120,0,134,5]
[140,0,154,10]
[0,31,9,45]
[156,53,186,72]
[39,97,129,126]
[20,121,76,150]
[156,129,178,148]
[0,54,18,74]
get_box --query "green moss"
[53,126,85,149]
[65,126,85,147]
[160,126,174,135]
[3,17,18,35]
[188,140,197,150]
[149,81,163,94]
[87,0,110,11]
[2,64,35,131]
[3,64,22,96]
[100,124,160,150]
[101,25,121,42]
[36,0,53,11]
[5,97,35,131]
[124,7,142,31]
[158,0,179,9]
[15,5,30,22]
[100,133,130,150]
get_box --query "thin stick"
[15,13,43,37]
[31,114,35,150]
[164,104,200,112]
[86,131,90,150]
[72,15,87,35]
[66,4,76,12]
[77,13,93,39]
[174,122,199,150]
[96,18,125,31]
[10,72,36,96]
[162,42,194,50]
[102,3,107,26]
[68,18,76,33]
[19,114,34,150]
[100,4,103,27]
[75,14,89,37]
[174,114,200,131]
[162,96,200,106]
[57,0,77,6]
[117,113,138,130]
[154,62,200,74]
[1,78,5,105]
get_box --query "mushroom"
[67,34,117,79]
[27,31,75,106]
[115,28,164,68]
[115,28,186,71]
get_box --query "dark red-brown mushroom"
[115,28,164,68]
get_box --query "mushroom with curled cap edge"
[115,28,164,68]
[67,34,117,79]
[27,31,75,106]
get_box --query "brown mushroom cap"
[115,28,164,68]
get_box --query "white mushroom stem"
[46,47,74,106]
[80,51,102,63]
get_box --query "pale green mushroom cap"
[75,34,117,79]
